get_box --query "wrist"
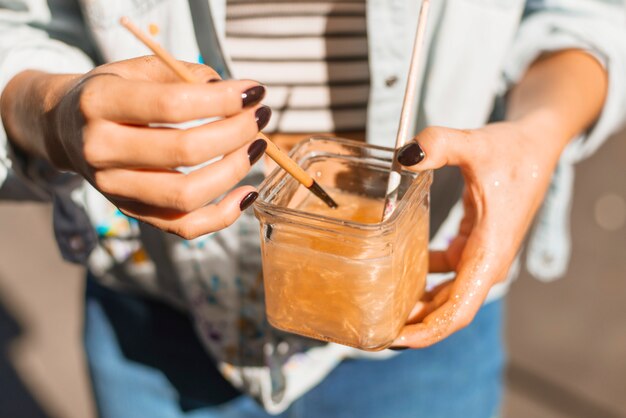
[506,108,574,161]
[1,70,79,167]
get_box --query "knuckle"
[156,90,185,121]
[172,222,199,240]
[214,95,230,116]
[237,161,251,180]
[77,81,99,119]
[420,126,438,136]
[171,181,199,212]
[219,212,236,231]
[228,157,249,181]
[218,217,230,231]
[92,170,114,195]
[190,64,220,81]
[219,201,241,230]
[81,123,109,167]
[142,55,159,66]
[420,126,444,143]
[82,141,102,168]
[173,133,198,166]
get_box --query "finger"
[429,250,452,273]
[80,75,265,124]
[84,106,270,169]
[179,61,222,83]
[394,279,485,349]
[94,139,263,212]
[394,231,503,348]
[118,186,258,239]
[423,280,454,303]
[405,280,453,324]
[428,234,469,274]
[102,56,221,84]
[396,126,484,171]
[393,300,462,349]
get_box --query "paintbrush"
[256,133,337,208]
[381,0,431,220]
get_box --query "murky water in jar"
[262,190,428,351]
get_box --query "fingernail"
[397,142,425,166]
[255,105,272,131]
[239,191,258,211]
[247,139,267,166]
[389,346,409,351]
[207,78,221,83]
[242,85,266,108]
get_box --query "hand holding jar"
[393,50,608,349]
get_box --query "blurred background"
[0,128,624,418]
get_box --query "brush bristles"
[308,181,338,209]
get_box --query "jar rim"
[254,136,432,231]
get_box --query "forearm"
[1,70,77,166]
[506,49,608,159]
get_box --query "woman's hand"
[390,49,607,349]
[392,121,561,348]
[1,56,271,238]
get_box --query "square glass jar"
[254,137,432,351]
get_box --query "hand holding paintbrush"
[120,17,338,209]
[2,53,269,239]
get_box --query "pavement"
[0,129,624,418]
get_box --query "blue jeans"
[84,278,505,418]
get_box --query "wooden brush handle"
[258,133,314,188]
[120,17,199,83]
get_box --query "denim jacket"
[1,0,625,413]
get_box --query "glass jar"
[254,137,432,351]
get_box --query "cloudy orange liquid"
[262,190,428,350]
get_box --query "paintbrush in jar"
[257,133,337,208]
[119,17,338,209]
[381,0,431,220]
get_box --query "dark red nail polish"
[255,106,272,131]
[389,346,409,351]
[397,142,425,166]
[242,85,266,108]
[239,191,258,211]
[207,78,221,83]
[247,139,267,166]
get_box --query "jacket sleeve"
[503,0,626,162]
[502,1,626,281]
[0,1,95,200]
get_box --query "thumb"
[396,126,479,171]
[182,61,222,83]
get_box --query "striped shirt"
[224,0,369,133]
